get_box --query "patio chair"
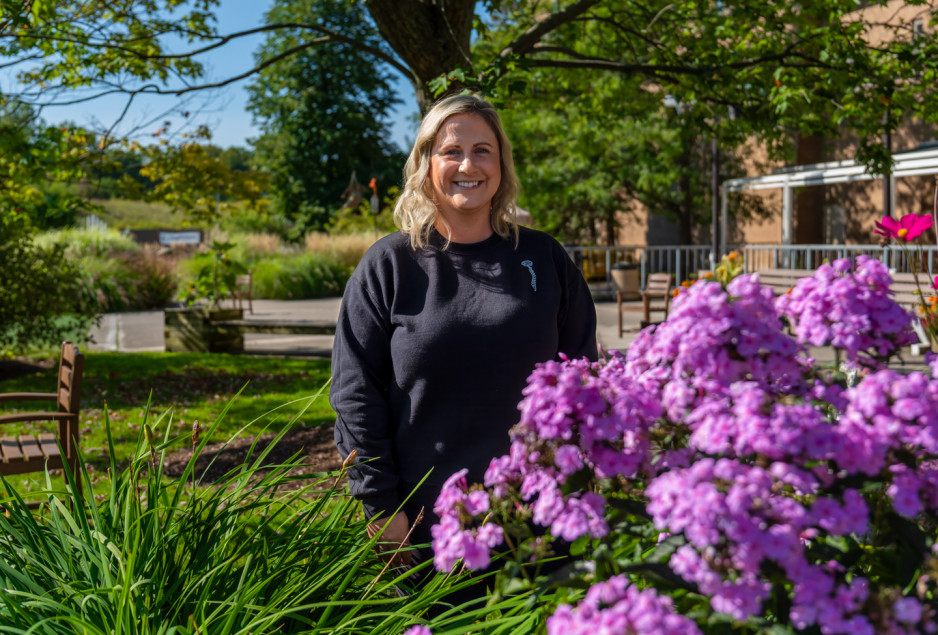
[0,341,84,492]
[618,272,672,335]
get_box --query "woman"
[330,93,598,567]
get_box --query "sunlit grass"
[0,352,335,492]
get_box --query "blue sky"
[24,0,420,151]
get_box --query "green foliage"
[88,199,178,230]
[0,1,216,94]
[250,253,350,301]
[0,374,558,633]
[220,206,295,240]
[36,227,178,313]
[246,0,404,232]
[127,125,269,226]
[33,226,140,258]
[0,100,92,229]
[497,30,770,245]
[0,402,405,632]
[179,240,248,308]
[0,214,100,355]
[327,186,400,236]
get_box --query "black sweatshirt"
[330,226,598,519]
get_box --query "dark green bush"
[0,215,100,353]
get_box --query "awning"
[720,146,938,252]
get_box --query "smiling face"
[428,113,502,230]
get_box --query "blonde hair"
[393,94,520,249]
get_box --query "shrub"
[221,204,292,239]
[432,256,938,634]
[34,225,140,258]
[1,215,100,354]
[251,252,350,300]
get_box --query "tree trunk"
[365,0,475,113]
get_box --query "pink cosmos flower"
[874,213,933,241]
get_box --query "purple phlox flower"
[403,626,432,635]
[894,597,924,624]
[547,575,703,635]
[549,491,608,541]
[887,465,924,518]
[433,468,469,516]
[464,489,490,516]
[430,514,504,571]
[777,256,915,370]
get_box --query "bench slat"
[0,437,23,463]
[37,433,60,460]
[19,436,44,462]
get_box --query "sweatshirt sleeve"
[330,261,401,519]
[556,246,599,362]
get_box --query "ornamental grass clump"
[432,256,938,635]
[0,395,543,634]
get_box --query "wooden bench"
[0,341,83,489]
[165,307,337,353]
[209,318,337,352]
[753,268,815,296]
[618,272,672,335]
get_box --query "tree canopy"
[246,0,404,233]
[2,0,937,173]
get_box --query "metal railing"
[565,245,718,290]
[742,244,938,276]
[566,243,938,291]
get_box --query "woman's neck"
[434,216,493,244]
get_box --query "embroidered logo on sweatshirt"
[521,260,536,291]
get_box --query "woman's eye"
[444,149,460,156]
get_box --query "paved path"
[87,294,931,370]
[88,295,649,357]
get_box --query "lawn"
[0,351,336,494]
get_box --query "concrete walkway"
[88,295,649,357]
[87,295,931,370]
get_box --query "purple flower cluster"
[430,469,504,571]
[547,575,702,635]
[626,275,806,421]
[428,258,937,631]
[433,356,662,568]
[775,255,915,369]
[646,457,876,627]
[402,626,431,635]
[686,381,839,462]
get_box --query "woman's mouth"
[454,181,481,189]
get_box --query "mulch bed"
[161,425,345,487]
[0,358,54,382]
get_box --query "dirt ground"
[161,424,345,485]
[0,359,53,382]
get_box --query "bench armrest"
[0,412,77,426]
[0,392,57,403]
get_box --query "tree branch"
[499,0,603,59]
[12,21,414,85]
